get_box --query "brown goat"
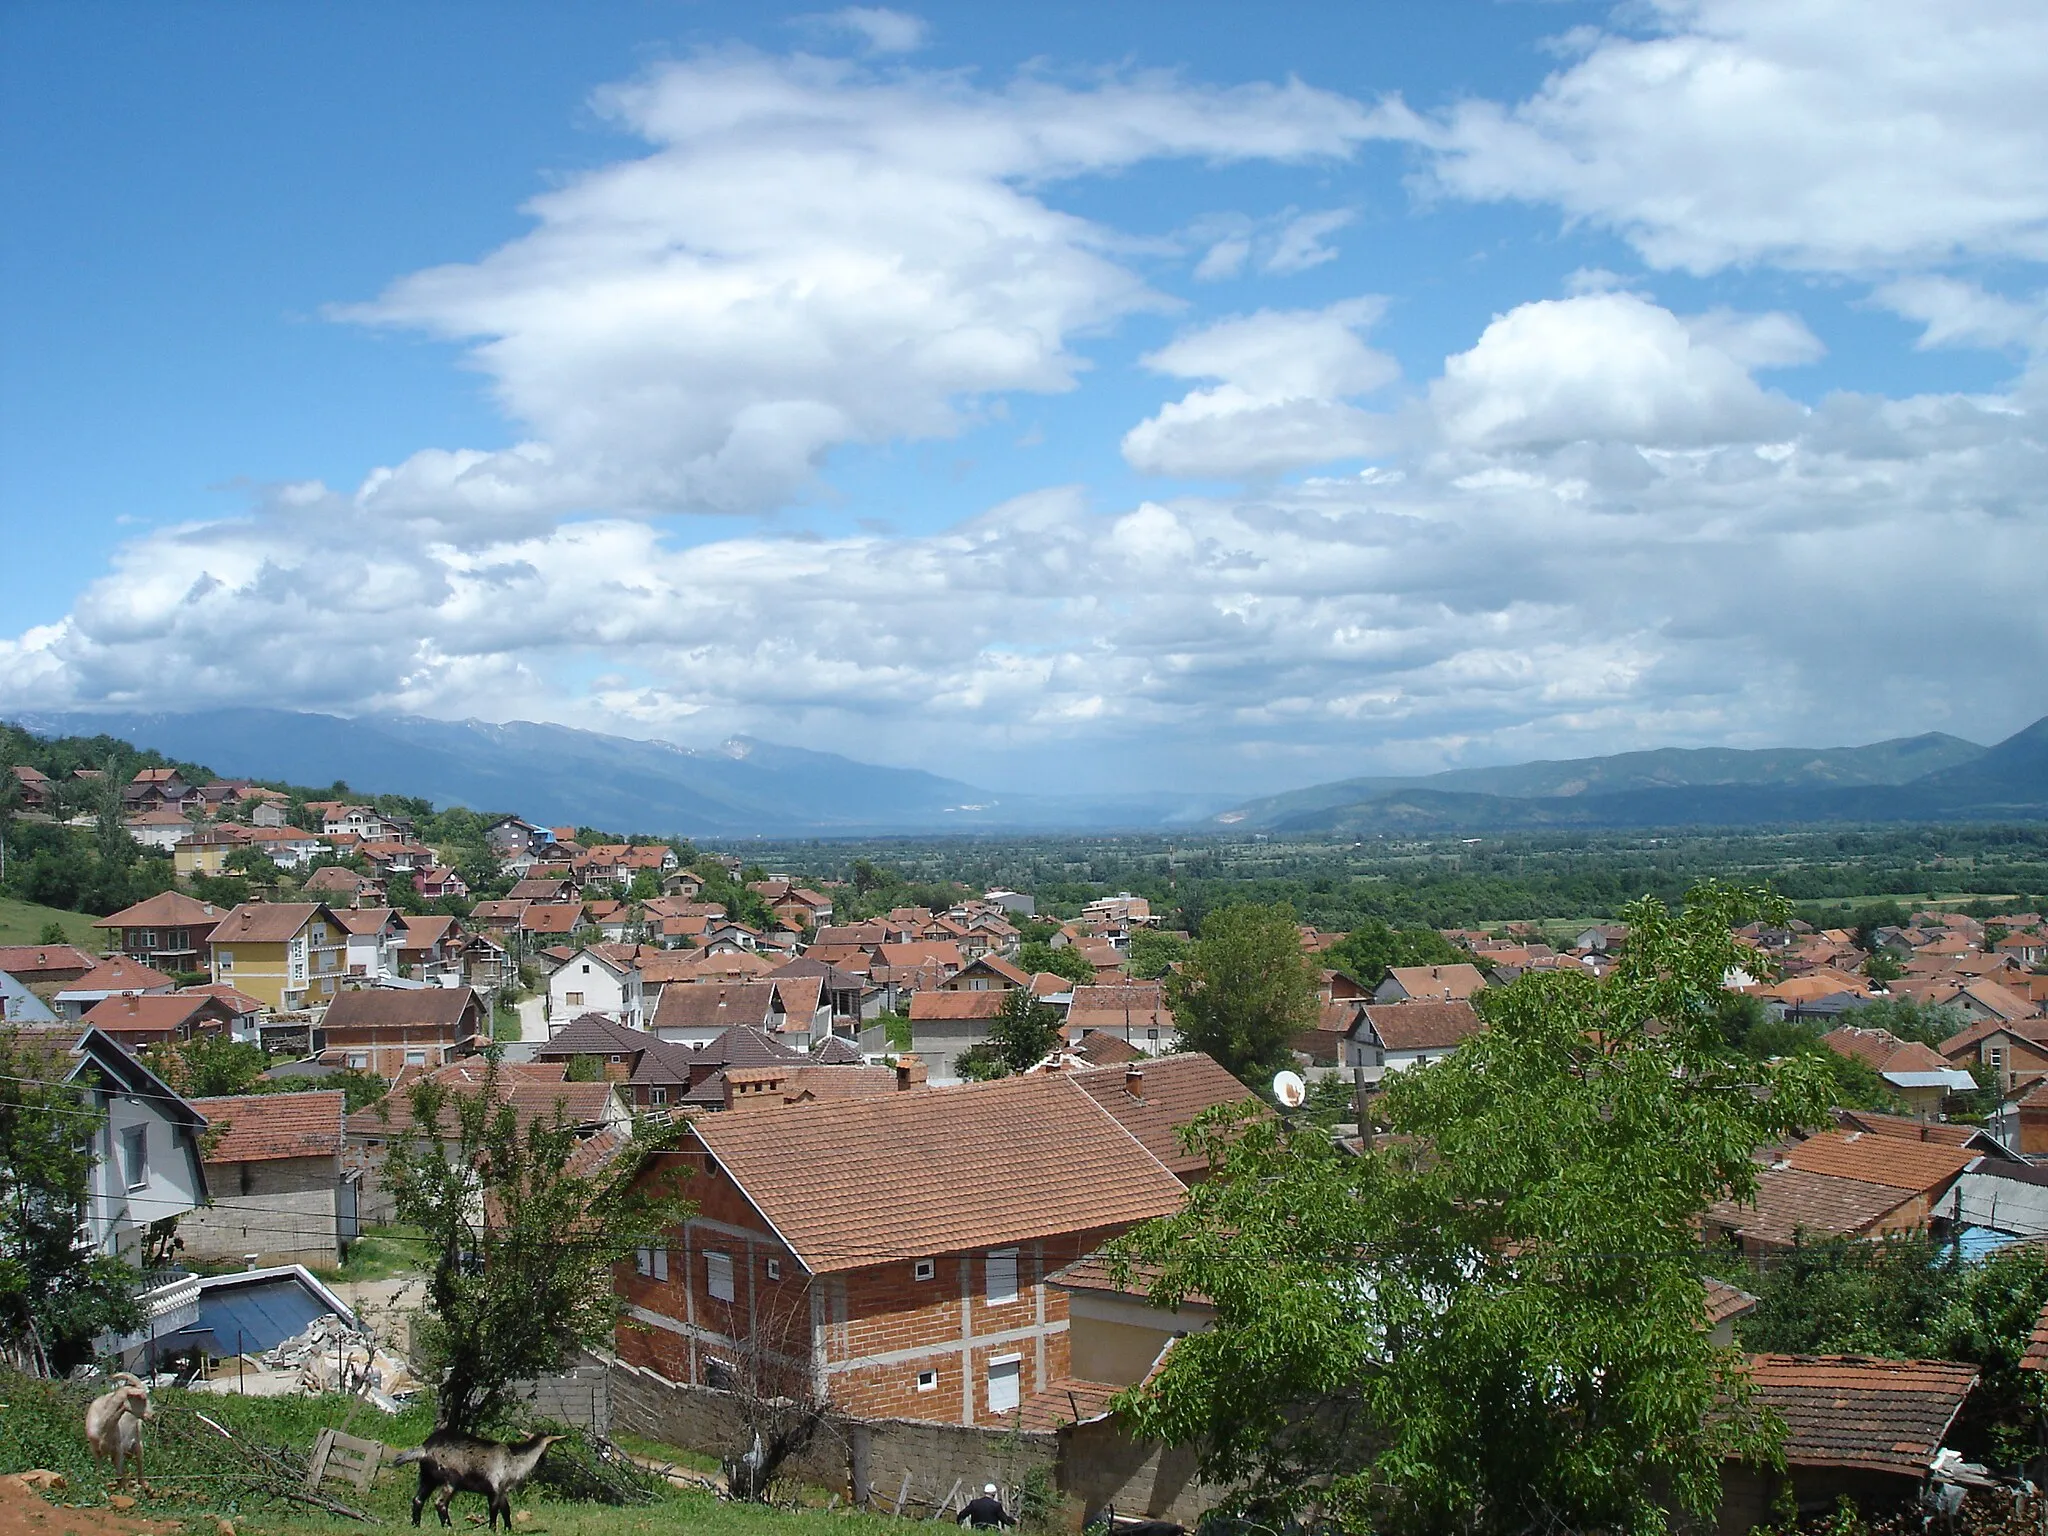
[394,1430,565,1530]
[84,1373,156,1491]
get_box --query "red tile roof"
[1067,1053,1256,1178]
[1742,1355,1978,1475]
[686,1072,1189,1273]
[1780,1129,1976,1195]
[193,1091,345,1162]
[1705,1167,1916,1249]
[1359,1000,1485,1052]
[908,990,1007,1022]
[60,956,176,994]
[93,892,227,930]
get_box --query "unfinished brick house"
[614,1069,1206,1426]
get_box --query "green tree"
[0,1030,146,1374]
[35,920,68,946]
[147,1034,275,1099]
[956,988,1064,1080]
[92,759,133,870]
[1113,883,1835,1536]
[1125,929,1189,981]
[1018,939,1094,986]
[1324,918,1466,990]
[379,1059,686,1431]
[1164,902,1317,1085]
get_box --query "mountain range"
[9,709,1229,836]
[1210,717,2048,835]
[9,708,2046,838]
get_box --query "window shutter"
[985,1248,1019,1305]
[652,1246,669,1281]
[707,1252,735,1302]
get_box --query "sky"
[1,0,2045,797]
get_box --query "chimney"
[1124,1064,1145,1100]
[895,1057,927,1091]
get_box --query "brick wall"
[617,1147,1128,1427]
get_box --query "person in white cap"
[958,1484,1016,1528]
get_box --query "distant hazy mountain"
[1213,720,2048,835]
[11,709,1230,836]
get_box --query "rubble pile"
[262,1313,422,1408]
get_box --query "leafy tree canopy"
[1114,883,1836,1536]
[1018,939,1093,986]
[1125,928,1189,981]
[1323,917,1467,990]
[1165,901,1317,1086]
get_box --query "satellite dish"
[1272,1069,1307,1110]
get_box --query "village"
[5,758,2048,1536]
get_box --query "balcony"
[98,1268,201,1364]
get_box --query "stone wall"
[178,1157,340,1265]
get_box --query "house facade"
[318,986,487,1076]
[547,947,644,1029]
[181,1090,351,1266]
[614,1071,1192,1426]
[207,902,349,1012]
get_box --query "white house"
[547,946,643,1031]
[1344,1001,1486,1082]
[335,907,407,985]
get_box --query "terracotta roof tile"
[193,1090,345,1162]
[909,990,1006,1021]
[1781,1129,1976,1195]
[1705,1167,1917,1249]
[60,957,176,995]
[686,1073,1188,1273]
[1067,1053,1256,1178]
[1359,1000,1485,1052]
[93,892,227,930]
[210,902,336,944]
[1742,1354,1977,1474]
[652,982,778,1033]
[321,987,480,1031]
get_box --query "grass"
[0,894,102,947]
[0,1370,905,1536]
[312,1224,431,1284]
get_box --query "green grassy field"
[0,894,103,947]
[0,1372,904,1536]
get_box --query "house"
[534,1012,705,1113]
[1716,1357,1978,1536]
[485,816,553,857]
[749,879,833,931]
[1373,964,1488,1005]
[249,825,324,868]
[1819,1026,1979,1111]
[12,1028,209,1269]
[300,865,387,907]
[1066,983,1176,1056]
[2,969,58,1023]
[93,891,226,976]
[181,1091,351,1266]
[547,946,644,1029]
[0,943,96,986]
[334,906,407,984]
[1939,1017,2048,1097]
[1704,1130,1977,1255]
[939,954,1031,993]
[54,956,177,1020]
[1949,978,2041,1027]
[522,903,585,949]
[904,989,1009,1081]
[320,806,413,842]
[318,986,487,1076]
[468,898,531,939]
[416,865,469,900]
[346,1059,630,1223]
[10,762,53,809]
[650,980,781,1047]
[126,807,197,851]
[249,799,292,829]
[768,956,879,1029]
[1345,1000,1485,1080]
[81,991,241,1048]
[174,823,256,877]
[613,1071,1191,1425]
[123,767,194,813]
[206,902,348,1012]
[398,914,461,979]
[661,869,706,899]
[1064,1053,1255,1183]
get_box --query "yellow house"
[174,825,253,878]
[206,901,347,1012]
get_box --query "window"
[581,963,591,974]
[986,1248,1019,1305]
[217,950,234,971]
[707,1252,735,1303]
[653,1246,669,1281]
[404,1049,427,1066]
[916,1369,938,1393]
[119,1125,148,1190]
[565,992,584,1007]
[987,1356,1021,1414]
[346,1052,368,1069]
[913,1259,936,1282]
[765,1258,782,1281]
[650,1087,667,1106]
[635,1247,652,1276]
[140,930,158,949]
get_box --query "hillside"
[10,709,1228,835]
[1218,720,2048,835]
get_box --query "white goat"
[84,1373,156,1490]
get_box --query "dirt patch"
[0,1474,184,1536]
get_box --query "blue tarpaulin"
[163,1270,353,1357]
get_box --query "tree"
[1125,929,1189,981]
[1018,939,1093,986]
[379,1059,686,1431]
[1112,883,1836,1536]
[92,757,133,870]
[146,1034,275,1099]
[955,988,1064,1080]
[1164,902,1317,1086]
[1324,918,1466,990]
[35,921,67,945]
[0,1030,145,1375]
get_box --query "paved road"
[517,994,549,1042]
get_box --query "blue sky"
[2,1,2044,795]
